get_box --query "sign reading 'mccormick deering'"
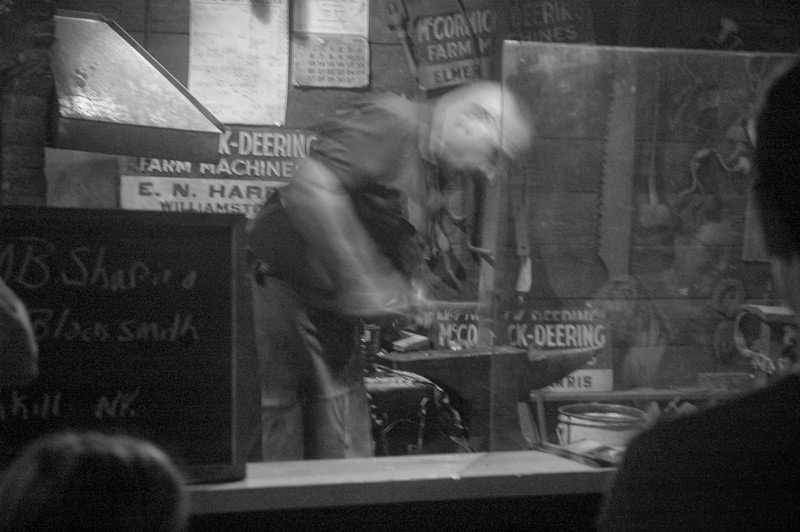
[0,207,258,483]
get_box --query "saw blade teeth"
[597,55,639,278]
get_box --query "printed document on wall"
[291,0,369,88]
[189,0,289,125]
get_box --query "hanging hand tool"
[598,52,638,279]
[380,0,418,82]
[511,183,532,298]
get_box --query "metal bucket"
[556,403,647,448]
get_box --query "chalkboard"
[0,207,258,483]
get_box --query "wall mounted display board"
[0,207,257,483]
[497,42,797,391]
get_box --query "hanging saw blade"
[598,52,639,279]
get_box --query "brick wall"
[0,0,55,206]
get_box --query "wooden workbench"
[188,451,616,515]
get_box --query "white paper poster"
[189,0,290,125]
[293,0,368,35]
[291,0,370,88]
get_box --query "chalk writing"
[118,313,198,343]
[29,308,110,342]
[0,207,250,481]
[0,239,198,293]
[28,308,198,344]
[0,389,139,421]
[94,388,140,419]
[0,237,53,289]
[0,391,62,421]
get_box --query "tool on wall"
[511,181,532,298]
[379,0,419,82]
[700,17,744,51]
[468,176,496,268]
[598,52,638,279]
[639,59,672,229]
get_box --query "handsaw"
[598,52,639,279]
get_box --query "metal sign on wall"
[385,0,497,91]
[120,126,317,218]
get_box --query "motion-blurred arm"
[281,158,416,317]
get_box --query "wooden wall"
[54,0,800,94]
[47,0,425,209]
[495,43,798,392]
[38,0,800,391]
[56,0,423,127]
[45,0,800,209]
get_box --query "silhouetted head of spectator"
[753,59,800,309]
[0,432,188,532]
